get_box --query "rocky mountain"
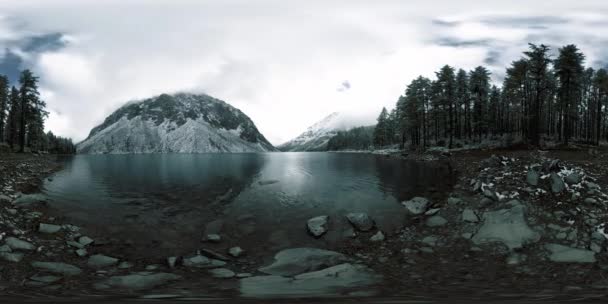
[77,93,276,154]
[278,112,354,152]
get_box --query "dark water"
[43,152,455,258]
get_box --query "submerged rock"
[240,263,381,298]
[345,213,374,232]
[472,201,540,250]
[258,248,348,276]
[96,273,181,290]
[402,197,430,215]
[12,194,48,208]
[31,261,82,276]
[306,215,329,237]
[5,237,36,251]
[545,243,596,263]
[87,254,119,268]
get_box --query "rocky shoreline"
[2,149,608,301]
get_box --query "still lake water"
[43,152,455,258]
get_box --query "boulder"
[12,194,48,208]
[462,209,479,223]
[87,254,119,268]
[96,273,181,290]
[370,231,385,242]
[306,215,329,237]
[526,169,540,186]
[472,201,540,250]
[78,236,94,246]
[39,223,62,234]
[240,263,381,298]
[544,243,596,263]
[550,173,565,193]
[229,247,245,258]
[31,261,82,276]
[258,248,348,276]
[345,213,374,232]
[565,173,582,184]
[5,237,35,251]
[402,197,430,215]
[425,216,447,227]
[209,268,236,279]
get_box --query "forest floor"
[1,147,608,302]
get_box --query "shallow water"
[43,152,455,258]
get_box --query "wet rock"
[545,243,596,263]
[550,173,565,193]
[483,189,498,201]
[12,194,48,208]
[96,273,181,290]
[506,253,527,265]
[167,257,179,268]
[424,208,440,216]
[584,198,598,204]
[421,236,438,247]
[345,213,374,232]
[591,243,602,253]
[402,197,429,215]
[447,197,463,206]
[209,268,236,279]
[31,261,82,276]
[78,236,94,246]
[370,231,385,242]
[75,249,88,257]
[259,248,348,276]
[307,215,329,237]
[462,209,479,223]
[472,201,540,250]
[30,274,62,285]
[472,181,482,192]
[0,194,11,204]
[229,246,244,258]
[526,169,540,186]
[67,241,84,249]
[240,263,381,298]
[88,254,119,268]
[425,216,447,227]
[565,173,582,185]
[237,273,253,278]
[39,223,62,234]
[204,234,221,243]
[585,181,600,190]
[0,245,11,252]
[5,237,35,251]
[0,252,24,263]
[201,248,230,261]
[118,261,134,269]
[183,255,226,269]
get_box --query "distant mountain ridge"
[278,112,355,151]
[77,93,276,154]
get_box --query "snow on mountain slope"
[278,112,356,151]
[77,93,277,154]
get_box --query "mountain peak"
[278,112,356,152]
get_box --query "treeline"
[373,43,608,149]
[326,126,375,151]
[0,70,76,154]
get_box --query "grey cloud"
[435,37,493,48]
[432,19,460,27]
[337,80,351,92]
[480,16,569,28]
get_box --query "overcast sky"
[1,0,607,145]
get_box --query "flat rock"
[12,194,48,208]
[0,252,24,262]
[472,201,540,250]
[0,245,11,252]
[5,237,35,251]
[87,254,119,268]
[39,223,62,234]
[76,249,88,257]
[545,243,596,263]
[345,213,374,232]
[259,248,348,276]
[565,173,582,184]
[550,173,565,193]
[183,255,226,268]
[462,209,479,222]
[240,263,381,298]
[402,197,429,215]
[78,236,94,246]
[201,248,230,261]
[96,273,181,290]
[30,274,62,284]
[31,261,82,276]
[425,216,447,227]
[209,268,236,279]
[229,246,244,258]
[306,215,329,237]
[204,234,221,243]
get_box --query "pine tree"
[594,69,608,145]
[373,107,389,147]
[523,44,551,146]
[18,69,48,152]
[469,66,491,141]
[0,75,8,142]
[455,69,470,140]
[7,86,20,150]
[554,45,585,145]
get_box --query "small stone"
[424,208,440,216]
[0,252,24,263]
[402,197,430,215]
[483,189,498,201]
[306,215,329,237]
[527,169,540,186]
[545,243,596,263]
[585,181,600,190]
[565,173,582,184]
[447,197,463,205]
[420,247,434,253]
[78,236,94,246]
[87,254,119,268]
[31,261,82,276]
[6,208,17,215]
[75,248,88,257]
[145,264,162,271]
[550,173,566,193]
[96,273,181,290]
[0,245,11,252]
[5,237,35,251]
[167,256,179,268]
[584,198,598,204]
[462,209,479,223]
[39,223,62,234]
[425,216,447,227]
[67,241,84,249]
[118,261,134,269]
[461,232,473,239]
[30,274,62,284]
[236,273,253,278]
[345,213,375,232]
[421,236,438,247]
[506,253,527,265]
[591,243,602,253]
[370,231,385,242]
[228,247,244,258]
[208,268,235,279]
[205,234,221,243]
